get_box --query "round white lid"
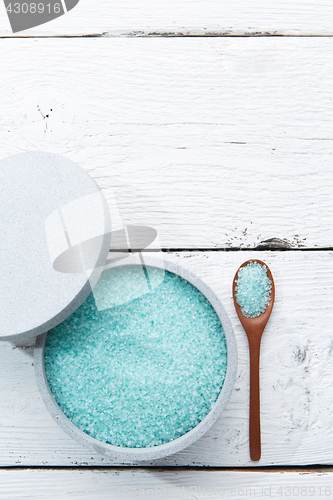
[0,152,111,341]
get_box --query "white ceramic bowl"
[34,258,237,461]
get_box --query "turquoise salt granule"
[235,261,272,318]
[44,266,228,448]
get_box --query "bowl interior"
[34,258,237,461]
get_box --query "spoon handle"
[248,336,262,461]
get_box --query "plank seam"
[114,248,333,253]
[1,33,333,39]
[1,465,333,471]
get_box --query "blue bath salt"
[235,262,272,318]
[44,266,228,448]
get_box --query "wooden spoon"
[232,259,275,461]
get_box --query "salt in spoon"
[232,259,275,461]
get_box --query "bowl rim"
[34,257,237,462]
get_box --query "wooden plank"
[1,468,333,499]
[1,250,333,467]
[1,37,333,249]
[1,0,333,36]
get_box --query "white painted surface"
[1,251,333,467]
[0,4,332,488]
[1,468,333,499]
[1,0,333,36]
[1,38,333,249]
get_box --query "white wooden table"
[1,1,333,497]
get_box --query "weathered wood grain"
[1,250,333,467]
[1,38,333,249]
[1,468,333,499]
[1,0,333,36]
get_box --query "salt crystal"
[235,261,272,318]
[45,266,228,448]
